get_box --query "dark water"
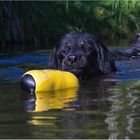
[1,47,140,139]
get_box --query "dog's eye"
[80,40,92,53]
[61,43,71,54]
[65,42,71,49]
[80,41,85,47]
[80,41,91,52]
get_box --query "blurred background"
[0,0,140,51]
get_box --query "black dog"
[47,32,140,78]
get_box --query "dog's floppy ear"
[47,46,59,69]
[95,39,116,74]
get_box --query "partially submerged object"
[21,69,79,93]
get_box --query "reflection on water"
[20,80,140,139]
[1,50,140,138]
[24,88,78,112]
[105,81,140,139]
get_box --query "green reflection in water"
[105,80,140,139]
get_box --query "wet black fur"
[47,32,140,78]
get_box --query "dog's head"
[47,32,116,78]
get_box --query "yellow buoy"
[21,69,79,93]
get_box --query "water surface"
[0,47,140,139]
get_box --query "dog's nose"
[67,54,81,64]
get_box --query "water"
[1,47,140,139]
